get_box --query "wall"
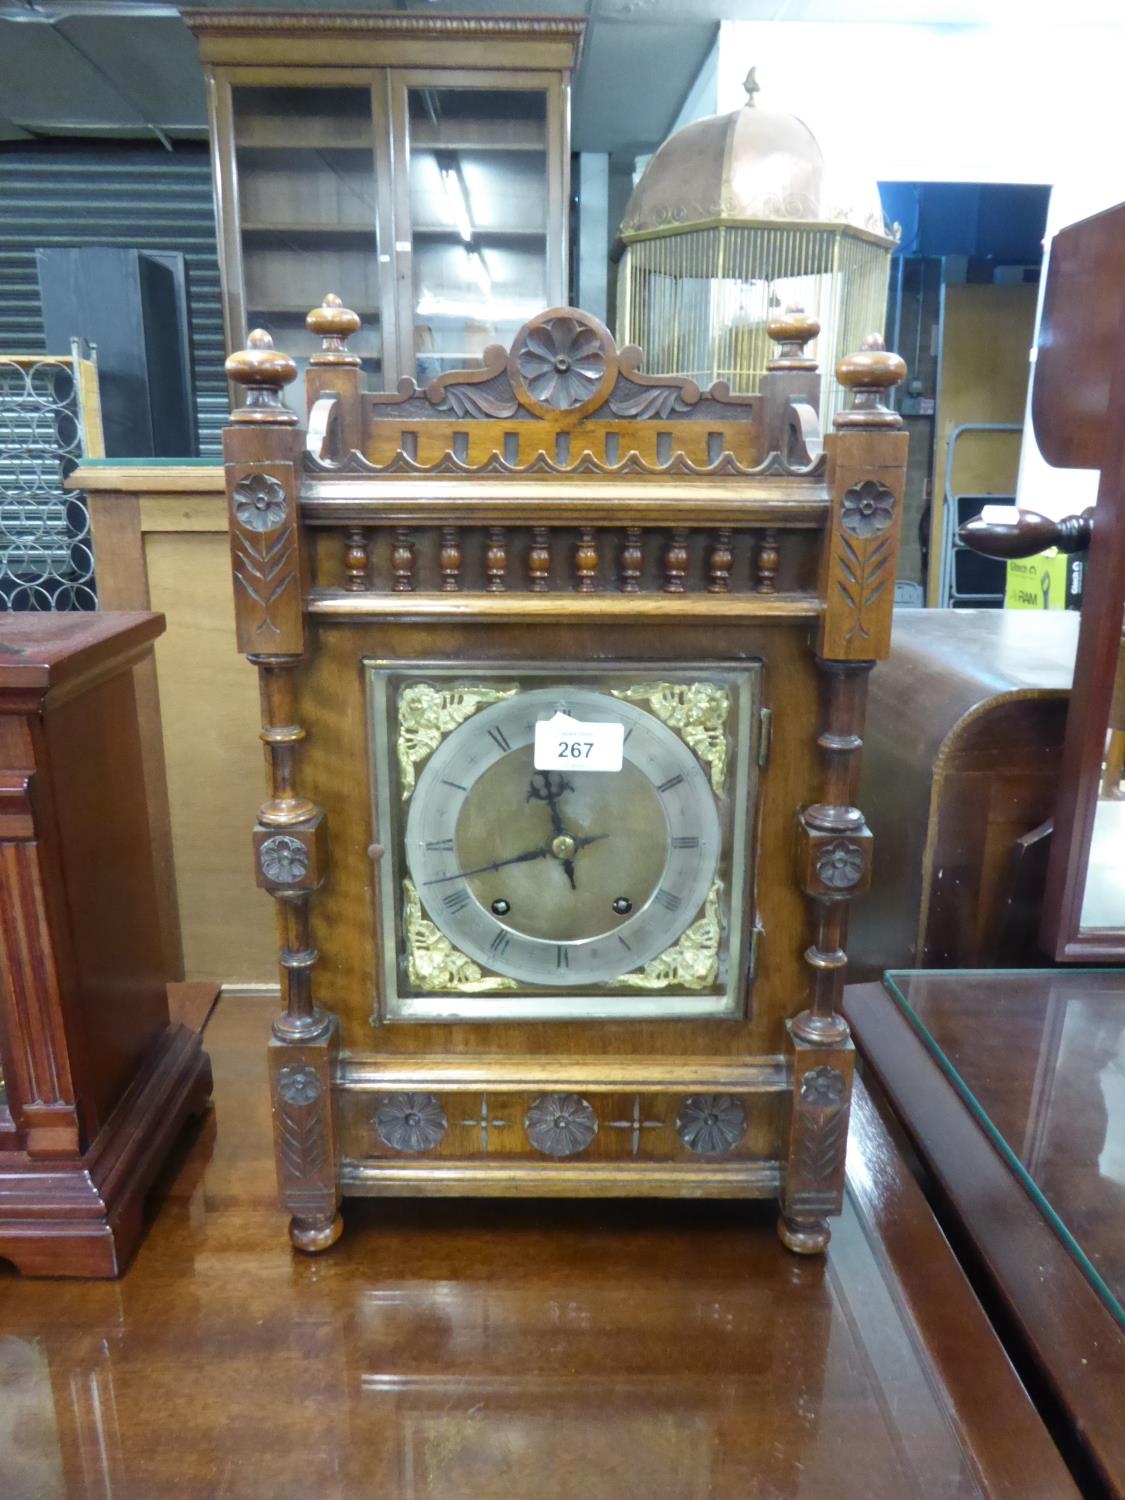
[715,20,1125,519]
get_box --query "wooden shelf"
[412,224,547,241]
[237,131,373,153]
[410,120,546,153]
[242,222,377,237]
[247,305,381,320]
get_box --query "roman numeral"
[489,930,510,957]
[487,726,511,753]
[556,945,570,969]
[657,773,684,794]
[617,933,632,952]
[441,778,467,792]
[442,888,471,914]
[655,888,682,912]
[671,835,699,850]
[425,838,454,852]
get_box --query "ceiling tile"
[572,18,717,154]
[56,15,207,131]
[0,20,138,130]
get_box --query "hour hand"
[527,770,573,836]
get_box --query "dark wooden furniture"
[38,247,198,457]
[851,609,1078,978]
[186,11,581,386]
[0,993,1083,1498]
[845,972,1125,1499]
[221,298,909,1256]
[0,613,212,1277]
[960,200,1125,959]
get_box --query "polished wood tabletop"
[0,997,1079,1500]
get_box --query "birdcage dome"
[619,72,891,244]
[614,71,895,422]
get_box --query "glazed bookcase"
[186,11,580,394]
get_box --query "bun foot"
[778,1212,830,1255]
[289,1212,343,1254]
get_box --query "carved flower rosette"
[233,472,287,533]
[677,1094,747,1156]
[375,1092,448,1154]
[259,834,310,886]
[800,1066,846,1109]
[815,839,865,891]
[525,1093,598,1157]
[277,1063,321,1107]
[509,311,615,419]
[840,479,895,540]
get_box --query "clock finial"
[743,67,760,107]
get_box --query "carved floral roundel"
[508,310,616,419]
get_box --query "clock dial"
[404,686,721,987]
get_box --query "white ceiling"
[0,0,1123,155]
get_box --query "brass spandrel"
[611,682,730,794]
[396,683,518,800]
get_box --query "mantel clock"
[223,295,907,1255]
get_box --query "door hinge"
[748,923,764,979]
[757,707,773,767]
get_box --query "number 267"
[558,740,594,758]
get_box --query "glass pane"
[233,86,383,400]
[407,88,548,381]
[883,968,1125,1328]
[1080,608,1125,930]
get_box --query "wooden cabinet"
[851,609,1078,978]
[186,12,581,389]
[0,613,212,1276]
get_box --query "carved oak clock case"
[222,298,907,1255]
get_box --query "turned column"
[224,329,342,1254]
[780,332,907,1256]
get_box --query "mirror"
[960,200,1125,960]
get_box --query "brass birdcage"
[615,71,896,425]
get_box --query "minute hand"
[422,833,608,887]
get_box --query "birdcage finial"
[743,67,760,106]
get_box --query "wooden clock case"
[0,613,212,1276]
[222,298,907,1255]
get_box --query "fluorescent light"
[465,249,492,297]
[441,168,473,244]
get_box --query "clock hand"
[422,843,551,886]
[527,770,573,839]
[421,832,609,889]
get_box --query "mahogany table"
[845,971,1125,1500]
[0,995,1079,1499]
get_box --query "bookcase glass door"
[406,86,549,381]
[232,85,385,397]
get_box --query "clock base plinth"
[0,1024,212,1278]
[290,1211,344,1253]
[777,1213,831,1256]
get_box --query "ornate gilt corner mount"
[403,880,518,994]
[616,883,722,991]
[611,682,730,795]
[396,683,519,800]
